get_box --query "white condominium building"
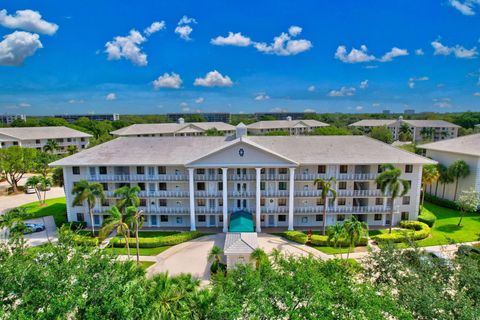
[110,118,235,137]
[0,126,91,154]
[51,124,434,231]
[247,117,329,135]
[349,116,460,142]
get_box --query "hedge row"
[371,221,430,243]
[282,231,308,244]
[72,234,99,247]
[282,231,367,247]
[424,194,459,211]
[111,231,203,248]
[418,210,436,227]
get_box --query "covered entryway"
[229,210,254,232]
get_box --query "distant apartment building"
[247,117,329,135]
[404,109,415,115]
[167,113,231,123]
[0,126,91,154]
[349,117,460,142]
[54,113,120,122]
[0,114,26,125]
[254,112,315,121]
[382,110,391,115]
[419,134,480,201]
[111,118,235,137]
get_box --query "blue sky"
[1,0,480,115]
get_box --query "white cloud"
[194,70,233,87]
[105,29,147,66]
[68,99,84,104]
[415,49,425,56]
[144,21,166,36]
[211,32,251,46]
[0,9,58,35]
[254,93,270,101]
[175,16,196,40]
[195,97,204,104]
[431,39,478,59]
[0,31,42,66]
[304,108,315,113]
[360,80,369,89]
[327,86,356,97]
[372,103,381,107]
[473,92,480,96]
[269,107,288,113]
[355,106,364,111]
[180,102,188,107]
[152,72,182,89]
[253,26,312,56]
[378,47,409,62]
[334,45,375,63]
[106,93,116,101]
[307,85,316,92]
[408,76,429,88]
[433,98,452,108]
[449,0,478,15]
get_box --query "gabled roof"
[110,122,235,136]
[349,119,460,128]
[349,119,397,127]
[224,232,258,255]
[247,119,329,130]
[0,126,91,141]
[419,133,480,157]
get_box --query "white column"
[222,168,228,232]
[255,168,262,232]
[188,168,196,231]
[288,167,295,231]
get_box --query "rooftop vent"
[177,117,185,124]
[236,123,247,138]
[286,116,292,121]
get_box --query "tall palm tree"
[375,164,410,233]
[313,177,337,235]
[434,164,447,197]
[114,185,141,211]
[43,139,59,153]
[421,164,439,210]
[66,145,78,155]
[100,206,132,257]
[438,165,454,198]
[25,175,52,205]
[250,248,268,269]
[26,175,42,203]
[127,207,144,265]
[327,223,346,259]
[448,160,470,201]
[343,216,368,259]
[208,246,223,265]
[72,179,105,235]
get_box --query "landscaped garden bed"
[370,221,430,243]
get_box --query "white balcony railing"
[295,173,378,181]
[88,174,188,182]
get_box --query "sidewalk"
[0,187,65,213]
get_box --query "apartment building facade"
[0,114,26,125]
[54,113,120,122]
[247,117,329,135]
[52,125,434,231]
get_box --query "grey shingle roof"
[247,119,329,130]
[349,119,459,128]
[0,126,91,140]
[224,232,258,255]
[50,135,435,166]
[110,122,235,136]
[419,133,480,157]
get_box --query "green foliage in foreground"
[19,197,67,227]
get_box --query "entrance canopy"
[229,210,254,232]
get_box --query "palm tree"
[66,145,78,155]
[313,177,337,235]
[375,164,410,233]
[127,207,144,265]
[327,223,346,258]
[114,185,141,211]
[421,164,439,210]
[448,160,470,201]
[420,127,435,141]
[343,216,368,259]
[438,165,454,198]
[100,206,132,257]
[26,175,42,203]
[72,179,105,235]
[208,246,223,265]
[434,164,447,197]
[43,139,59,153]
[250,248,268,269]
[25,175,52,205]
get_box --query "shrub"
[64,221,87,231]
[282,231,308,244]
[72,234,99,246]
[111,231,203,248]
[425,194,459,210]
[418,210,436,227]
[310,234,368,247]
[371,221,430,243]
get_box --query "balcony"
[295,173,329,181]
[195,174,221,181]
[337,189,385,197]
[261,190,289,197]
[194,191,222,197]
[228,174,256,181]
[88,174,188,182]
[94,207,190,214]
[294,173,378,181]
[227,190,256,197]
[261,174,289,181]
[294,205,390,214]
[105,190,189,198]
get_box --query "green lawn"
[20,197,67,227]
[137,231,179,237]
[104,246,171,256]
[138,261,155,270]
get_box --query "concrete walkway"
[0,187,65,213]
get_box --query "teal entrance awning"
[229,210,254,232]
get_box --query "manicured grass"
[312,246,351,254]
[415,202,480,247]
[137,231,179,237]
[20,197,67,227]
[103,246,171,256]
[138,261,155,270]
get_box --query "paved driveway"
[23,216,58,247]
[0,187,65,213]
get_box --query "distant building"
[0,126,91,154]
[404,109,415,115]
[382,110,391,115]
[247,117,329,135]
[254,112,315,121]
[0,114,26,125]
[349,116,460,142]
[111,118,235,137]
[54,113,120,122]
[167,113,231,123]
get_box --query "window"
[278,182,287,190]
[99,166,107,175]
[337,198,346,206]
[278,198,287,206]
[339,165,348,174]
[278,168,288,174]
[219,215,223,222]
[67,138,72,142]
[151,215,158,226]
[197,215,206,222]
[139,199,147,206]
[148,167,155,176]
[136,166,145,174]
[401,212,409,220]
[101,198,109,207]
[260,182,266,191]
[76,213,85,222]
[405,165,413,173]
[89,167,96,176]
[218,198,223,206]
[149,183,155,192]
[35,139,40,144]
[157,166,166,174]
[218,182,223,191]
[176,217,183,224]
[196,182,206,191]
[315,215,323,221]
[197,199,206,207]
[338,181,347,190]
[375,198,384,205]
[196,168,205,175]
[260,198,265,206]
[159,199,167,207]
[260,168,266,174]
[160,215,168,222]
[402,196,410,205]
[101,183,108,191]
[138,183,145,191]
[317,165,326,174]
[81,138,85,142]
[278,215,286,222]
[94,215,100,225]
[316,198,325,206]
[72,166,80,175]
[374,214,382,221]
[158,183,167,191]
[377,165,383,173]
[337,214,345,222]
